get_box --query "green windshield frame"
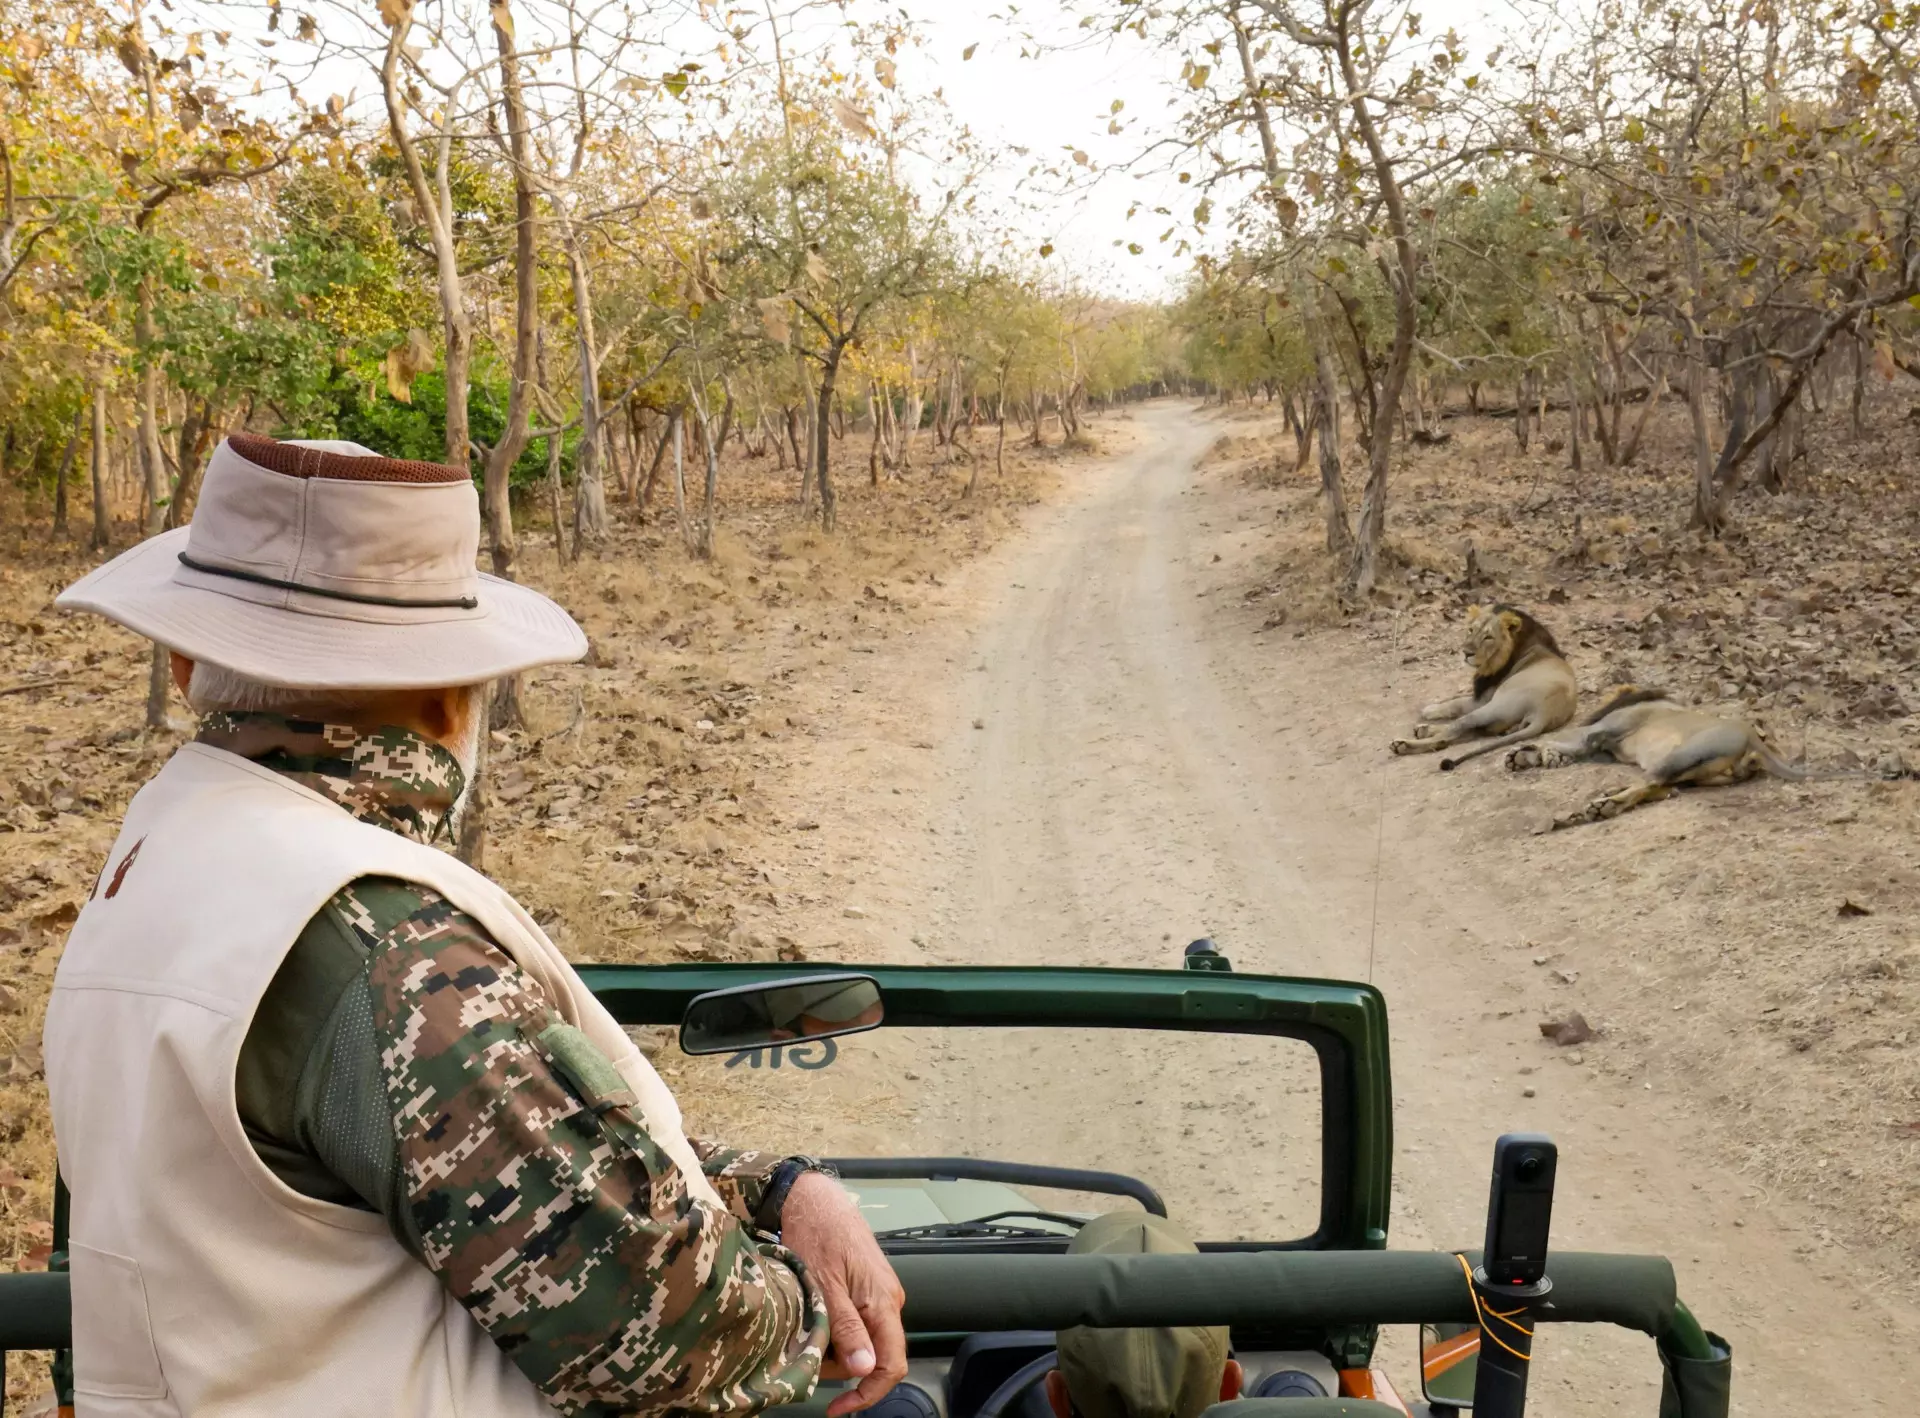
[578,961,1394,1253]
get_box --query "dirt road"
[746,403,1920,1415]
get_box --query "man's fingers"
[827,1291,908,1416]
[820,1277,876,1377]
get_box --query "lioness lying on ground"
[1391,604,1578,770]
[1507,686,1857,829]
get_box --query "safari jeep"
[0,942,1731,1418]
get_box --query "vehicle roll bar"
[0,1250,1728,1417]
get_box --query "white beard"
[446,684,488,831]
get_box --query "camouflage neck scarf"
[195,711,466,846]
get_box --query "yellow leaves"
[1874,341,1897,381]
[489,0,515,43]
[1039,242,1054,257]
[1624,116,1645,143]
[875,56,896,89]
[1072,149,1089,166]
[296,15,316,42]
[805,250,829,284]
[1183,61,1211,89]
[1273,194,1299,228]
[384,329,435,404]
[963,43,978,60]
[16,34,45,61]
[758,297,791,344]
[832,97,874,140]
[377,0,412,30]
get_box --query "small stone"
[1518,1065,1533,1076]
[972,718,985,730]
[1522,1087,1537,1098]
[1565,1051,1584,1066]
[843,906,868,920]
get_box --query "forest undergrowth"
[1210,394,1920,1278]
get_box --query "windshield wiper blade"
[871,1210,1089,1242]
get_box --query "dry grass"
[0,418,1108,1405]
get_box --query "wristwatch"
[755,1155,839,1236]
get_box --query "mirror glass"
[680,974,885,1056]
[1420,1323,1477,1409]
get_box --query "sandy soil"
[724,402,1920,1415]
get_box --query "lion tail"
[1754,744,1887,782]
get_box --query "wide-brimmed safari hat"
[56,434,586,690]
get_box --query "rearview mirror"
[1419,1322,1477,1411]
[679,973,885,1056]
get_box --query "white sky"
[193,0,1561,303]
[900,2,1202,300]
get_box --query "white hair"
[186,662,488,818]
[184,662,381,718]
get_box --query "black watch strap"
[754,1156,837,1236]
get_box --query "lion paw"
[1506,745,1544,771]
[1410,723,1436,740]
[1389,738,1424,756]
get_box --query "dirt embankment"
[0,420,1123,1406]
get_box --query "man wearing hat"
[1046,1213,1244,1418]
[44,436,905,1417]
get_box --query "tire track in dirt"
[765,402,1920,1415]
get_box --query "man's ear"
[1044,1368,1073,1418]
[169,652,194,697]
[418,685,468,743]
[1220,1360,1243,1402]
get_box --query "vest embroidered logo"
[99,837,147,900]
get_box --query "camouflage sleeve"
[366,894,828,1417]
[689,1142,788,1226]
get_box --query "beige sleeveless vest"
[44,743,721,1416]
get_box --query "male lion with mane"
[1391,603,1578,770]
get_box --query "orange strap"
[1455,1252,1535,1363]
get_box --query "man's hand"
[779,1171,907,1417]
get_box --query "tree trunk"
[1618,367,1664,466]
[136,282,167,536]
[1299,283,1353,557]
[1314,389,1353,557]
[562,228,608,549]
[1850,337,1866,439]
[1513,376,1532,452]
[640,409,677,512]
[478,4,538,586]
[89,383,111,551]
[815,342,844,532]
[1338,31,1417,599]
[51,406,80,539]
[869,381,884,487]
[1565,369,1583,473]
[546,429,568,563]
[381,12,472,471]
[671,415,693,552]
